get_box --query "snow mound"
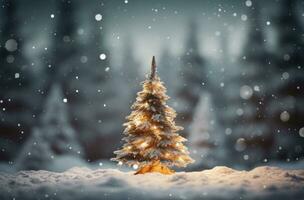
[0,166,303,200]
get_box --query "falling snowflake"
[15,73,20,79]
[5,39,18,52]
[280,111,290,122]
[243,154,249,160]
[253,85,260,92]
[7,55,15,63]
[225,128,232,135]
[63,98,68,103]
[95,14,102,21]
[99,53,106,60]
[245,0,252,7]
[80,56,88,63]
[240,85,253,100]
[236,108,244,116]
[282,72,289,80]
[241,14,247,21]
[235,138,246,152]
[283,54,290,61]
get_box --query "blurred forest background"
[0,0,303,172]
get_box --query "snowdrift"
[0,166,303,200]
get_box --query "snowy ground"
[0,166,303,200]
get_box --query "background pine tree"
[0,0,36,160]
[15,84,83,170]
[270,0,304,161]
[177,20,208,137]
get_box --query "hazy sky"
[2,0,278,68]
[103,0,276,66]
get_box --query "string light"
[139,141,148,148]
[178,157,184,162]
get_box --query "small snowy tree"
[189,92,224,169]
[15,84,83,170]
[112,57,194,174]
[15,128,53,170]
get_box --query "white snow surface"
[0,166,303,200]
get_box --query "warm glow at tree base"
[134,160,174,175]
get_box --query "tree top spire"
[150,56,156,80]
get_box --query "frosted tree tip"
[150,56,156,80]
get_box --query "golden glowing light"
[178,157,184,162]
[139,141,149,148]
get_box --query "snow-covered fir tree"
[177,20,208,136]
[0,0,36,160]
[270,0,304,161]
[15,84,83,170]
[112,57,194,174]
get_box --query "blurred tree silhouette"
[0,0,36,160]
[177,20,208,137]
[270,0,304,161]
[227,4,275,167]
[15,84,83,170]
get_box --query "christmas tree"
[112,56,194,175]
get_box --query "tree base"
[134,160,174,175]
